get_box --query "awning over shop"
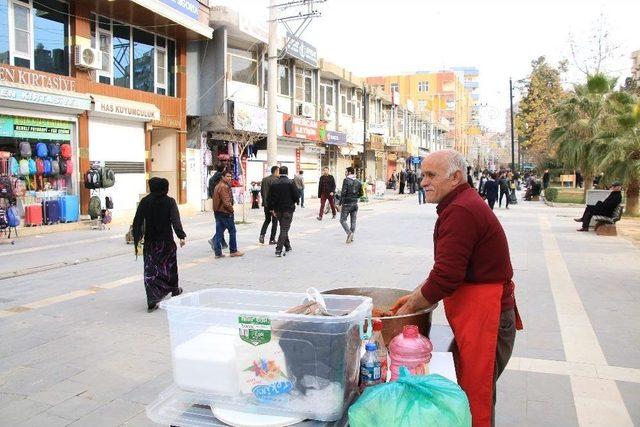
[130,0,212,38]
[90,95,160,122]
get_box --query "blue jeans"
[298,189,304,207]
[214,213,237,255]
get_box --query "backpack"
[6,206,19,227]
[59,158,67,175]
[28,158,36,175]
[51,159,60,176]
[0,207,7,229]
[47,143,60,158]
[65,159,73,176]
[19,141,32,158]
[0,176,13,198]
[19,159,29,176]
[85,169,101,189]
[35,158,44,175]
[35,142,48,158]
[60,144,72,159]
[43,159,52,176]
[88,196,101,219]
[12,178,26,197]
[101,168,115,188]
[9,157,19,176]
[105,196,113,209]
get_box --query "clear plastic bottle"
[370,320,388,382]
[360,342,382,392]
[388,325,433,381]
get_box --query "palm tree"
[595,90,640,215]
[551,74,618,201]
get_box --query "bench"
[593,204,624,236]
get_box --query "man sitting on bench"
[575,182,622,232]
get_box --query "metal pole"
[509,77,515,171]
[267,0,279,166]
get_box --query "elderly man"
[574,181,622,231]
[391,150,522,427]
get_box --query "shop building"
[0,0,212,224]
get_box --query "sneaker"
[208,239,215,250]
[573,218,583,223]
[346,233,354,244]
[269,240,277,245]
[259,235,265,244]
[221,242,229,250]
[275,251,282,257]
[285,246,292,252]
[577,228,589,232]
[215,254,226,259]
[230,251,245,257]
[317,216,322,221]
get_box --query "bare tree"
[568,14,624,79]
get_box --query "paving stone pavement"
[0,194,638,426]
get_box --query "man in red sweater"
[391,150,522,427]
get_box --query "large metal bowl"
[323,287,438,345]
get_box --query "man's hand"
[179,239,186,248]
[391,291,431,316]
[330,192,334,196]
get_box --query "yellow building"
[367,71,474,156]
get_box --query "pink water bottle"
[388,325,433,381]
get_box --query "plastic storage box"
[159,289,372,422]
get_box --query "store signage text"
[367,135,384,151]
[158,0,199,20]
[303,145,325,154]
[324,131,347,146]
[368,123,388,136]
[94,99,160,121]
[233,101,267,134]
[285,33,318,67]
[282,114,323,141]
[0,115,73,141]
[0,85,90,110]
[0,65,76,91]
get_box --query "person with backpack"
[340,167,362,244]
[207,165,228,250]
[132,177,186,313]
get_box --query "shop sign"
[0,84,90,110]
[282,114,322,141]
[93,97,160,121]
[368,123,388,136]
[367,135,384,151]
[157,0,199,20]
[388,153,398,161]
[0,115,73,141]
[387,137,402,146]
[0,65,76,92]
[324,131,347,146]
[285,33,318,68]
[233,101,267,134]
[411,156,423,165]
[304,145,325,155]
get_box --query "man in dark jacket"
[317,167,337,220]
[484,173,499,210]
[498,173,510,209]
[575,182,623,231]
[268,166,299,257]
[542,170,550,189]
[340,167,362,244]
[407,169,416,194]
[259,166,279,244]
[399,169,407,194]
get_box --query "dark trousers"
[399,182,405,194]
[340,203,358,235]
[418,188,426,204]
[297,189,304,207]
[499,190,510,207]
[275,211,293,252]
[260,208,278,241]
[319,193,336,218]
[579,205,603,229]
[214,213,237,256]
[488,198,496,210]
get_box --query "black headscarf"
[132,177,170,256]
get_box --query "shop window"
[112,22,130,88]
[0,0,9,63]
[12,1,31,67]
[156,47,166,94]
[320,79,333,106]
[228,47,257,85]
[278,64,290,96]
[167,39,176,96]
[133,28,154,93]
[304,69,312,103]
[418,81,429,92]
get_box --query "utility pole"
[509,77,515,171]
[266,0,278,167]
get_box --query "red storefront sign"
[282,114,323,141]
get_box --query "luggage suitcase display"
[24,204,43,226]
[59,195,79,222]
[42,200,61,224]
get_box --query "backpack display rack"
[84,164,115,231]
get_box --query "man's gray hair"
[439,149,467,177]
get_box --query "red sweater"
[421,183,515,311]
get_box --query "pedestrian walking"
[478,170,488,197]
[212,170,244,259]
[340,167,362,244]
[259,166,279,245]
[575,170,583,189]
[391,171,397,190]
[498,173,510,209]
[467,166,475,188]
[317,167,337,220]
[417,172,426,205]
[542,169,550,189]
[390,150,522,427]
[268,166,299,257]
[407,169,416,194]
[207,165,228,250]
[294,170,305,208]
[484,173,499,210]
[132,177,186,313]
[399,169,407,194]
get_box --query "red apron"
[443,282,522,427]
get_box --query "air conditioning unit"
[323,105,335,120]
[297,103,314,118]
[74,45,102,70]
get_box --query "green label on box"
[239,316,271,346]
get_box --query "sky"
[217,0,640,132]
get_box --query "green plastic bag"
[348,368,471,427]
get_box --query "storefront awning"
[130,0,212,39]
[90,95,160,122]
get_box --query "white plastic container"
[159,289,372,422]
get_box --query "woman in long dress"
[132,177,187,312]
